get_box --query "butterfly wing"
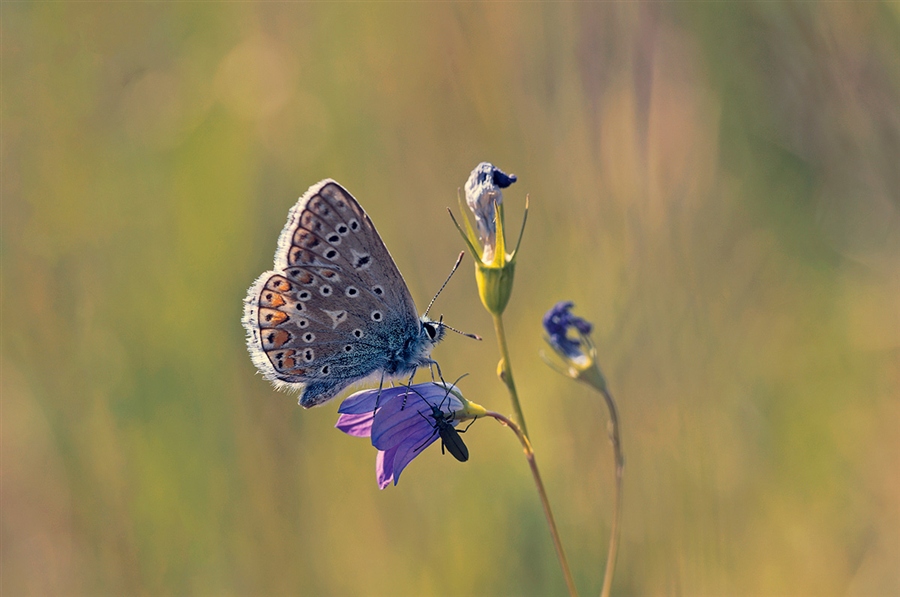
[242,180,421,407]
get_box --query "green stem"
[492,313,528,438]
[597,385,623,597]
[486,411,578,597]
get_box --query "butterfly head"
[420,317,447,347]
[422,315,480,346]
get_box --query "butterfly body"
[243,180,444,408]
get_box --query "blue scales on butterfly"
[243,180,448,408]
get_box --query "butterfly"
[243,179,451,408]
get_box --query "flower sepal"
[454,392,487,420]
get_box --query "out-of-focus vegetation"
[3,4,898,595]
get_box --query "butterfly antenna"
[423,252,465,319]
[438,314,482,341]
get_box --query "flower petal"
[543,301,593,358]
[337,388,381,414]
[371,395,434,451]
[335,412,374,438]
[464,162,516,262]
[404,382,464,413]
[492,168,517,188]
[376,447,397,490]
[338,385,424,414]
[390,433,441,486]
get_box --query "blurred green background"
[3,3,899,596]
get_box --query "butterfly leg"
[400,385,413,412]
[437,381,452,414]
[425,358,448,388]
[400,369,418,410]
[374,372,386,411]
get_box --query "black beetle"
[412,385,476,462]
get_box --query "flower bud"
[541,301,608,392]
[451,163,527,316]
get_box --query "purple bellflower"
[543,301,593,362]
[542,301,607,391]
[335,382,485,489]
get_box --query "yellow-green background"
[3,3,898,596]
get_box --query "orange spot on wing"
[259,308,288,327]
[265,275,293,293]
[259,291,286,308]
[262,329,291,349]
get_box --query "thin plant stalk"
[564,334,625,597]
[541,323,625,597]
[492,313,528,438]
[578,360,624,597]
[486,410,578,597]
[598,385,623,597]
